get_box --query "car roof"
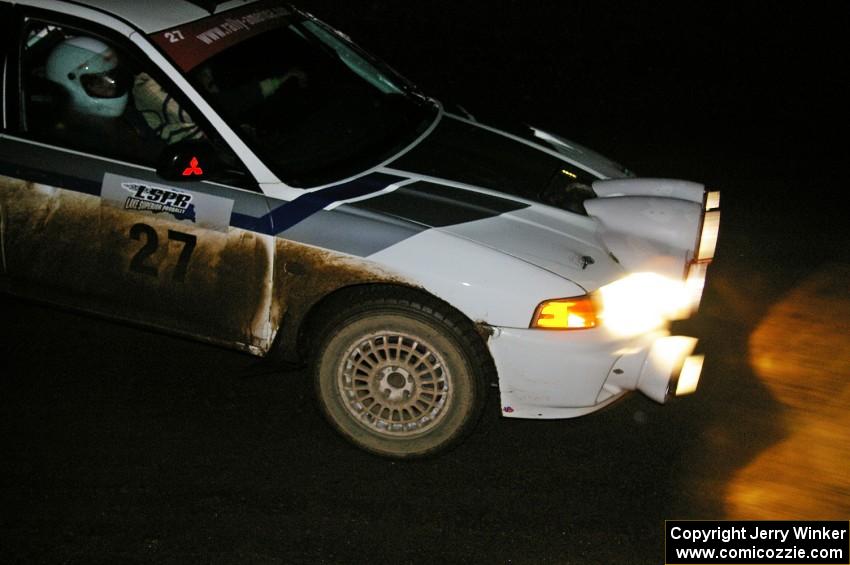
[5,0,263,34]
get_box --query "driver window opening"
[20,22,251,187]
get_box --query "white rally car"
[0,0,720,457]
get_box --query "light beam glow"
[597,273,691,336]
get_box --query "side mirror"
[156,141,220,182]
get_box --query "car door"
[2,10,277,353]
[0,9,102,298]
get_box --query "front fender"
[367,229,586,327]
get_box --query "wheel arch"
[276,281,496,376]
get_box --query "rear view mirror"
[156,141,220,182]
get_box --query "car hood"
[361,113,630,290]
[438,201,624,293]
[387,113,631,202]
[279,113,641,291]
[349,177,624,292]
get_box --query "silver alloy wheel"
[337,331,452,437]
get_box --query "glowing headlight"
[597,273,691,336]
[530,296,597,329]
[676,354,704,396]
[685,260,709,313]
[697,209,720,261]
[686,199,720,312]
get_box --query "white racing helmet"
[46,36,129,118]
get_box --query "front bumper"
[489,326,702,418]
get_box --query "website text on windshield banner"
[151,1,290,71]
[665,520,849,565]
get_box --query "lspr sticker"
[101,173,233,231]
[122,182,196,222]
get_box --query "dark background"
[2,2,848,564]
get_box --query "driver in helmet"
[46,36,130,121]
[44,35,170,157]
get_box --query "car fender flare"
[264,237,423,362]
[293,282,496,370]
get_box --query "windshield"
[151,3,437,187]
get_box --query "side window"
[19,21,252,186]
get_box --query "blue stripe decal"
[1,152,406,238]
[230,211,274,234]
[267,172,405,234]
[0,161,102,196]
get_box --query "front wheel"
[312,290,488,458]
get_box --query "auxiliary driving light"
[676,354,704,396]
[697,209,720,261]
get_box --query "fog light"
[685,261,709,313]
[676,354,704,396]
[697,209,720,261]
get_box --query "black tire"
[311,287,489,458]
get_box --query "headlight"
[530,296,597,329]
[529,274,689,333]
[696,209,720,261]
[688,197,720,309]
[596,273,691,336]
[685,260,709,313]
